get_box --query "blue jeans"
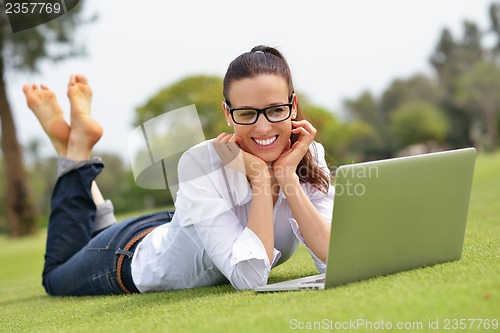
[42,161,173,296]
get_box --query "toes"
[22,84,32,95]
[22,84,38,95]
[68,74,88,87]
[68,75,76,87]
[74,74,88,85]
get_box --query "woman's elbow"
[230,266,270,290]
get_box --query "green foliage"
[0,156,5,232]
[1,2,94,72]
[428,19,489,149]
[430,22,483,88]
[455,61,500,150]
[135,75,226,140]
[345,91,380,124]
[92,152,171,214]
[389,100,450,149]
[132,75,226,203]
[381,74,440,114]
[0,2,95,237]
[300,100,342,164]
[114,170,173,214]
[345,73,448,159]
[26,157,58,224]
[456,61,500,107]
[295,93,374,163]
[343,91,391,160]
[342,4,500,158]
[490,3,500,61]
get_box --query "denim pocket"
[86,222,124,251]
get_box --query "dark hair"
[223,45,330,193]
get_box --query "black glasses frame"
[225,94,295,125]
[227,104,292,125]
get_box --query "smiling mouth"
[253,135,278,147]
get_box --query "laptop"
[254,147,476,292]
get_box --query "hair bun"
[250,45,285,60]
[250,45,268,53]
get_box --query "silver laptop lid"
[325,148,476,288]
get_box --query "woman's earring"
[227,122,231,126]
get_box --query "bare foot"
[66,74,103,161]
[23,83,70,156]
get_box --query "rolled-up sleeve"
[229,228,281,289]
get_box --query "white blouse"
[131,139,334,292]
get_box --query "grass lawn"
[0,152,499,333]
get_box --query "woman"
[23,45,334,295]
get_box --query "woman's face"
[224,74,297,163]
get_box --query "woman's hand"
[272,120,317,185]
[272,121,330,262]
[213,133,270,184]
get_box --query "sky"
[6,0,493,163]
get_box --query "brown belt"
[116,227,156,294]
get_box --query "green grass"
[1,153,499,333]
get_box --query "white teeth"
[254,136,277,146]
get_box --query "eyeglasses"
[225,102,293,125]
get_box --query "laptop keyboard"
[301,277,325,284]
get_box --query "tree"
[343,72,449,159]
[135,75,225,139]
[429,21,484,148]
[455,61,500,151]
[430,22,483,86]
[389,100,449,149]
[380,74,440,114]
[23,137,53,218]
[343,90,401,159]
[133,75,224,199]
[298,94,369,166]
[0,3,94,236]
[489,2,500,63]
